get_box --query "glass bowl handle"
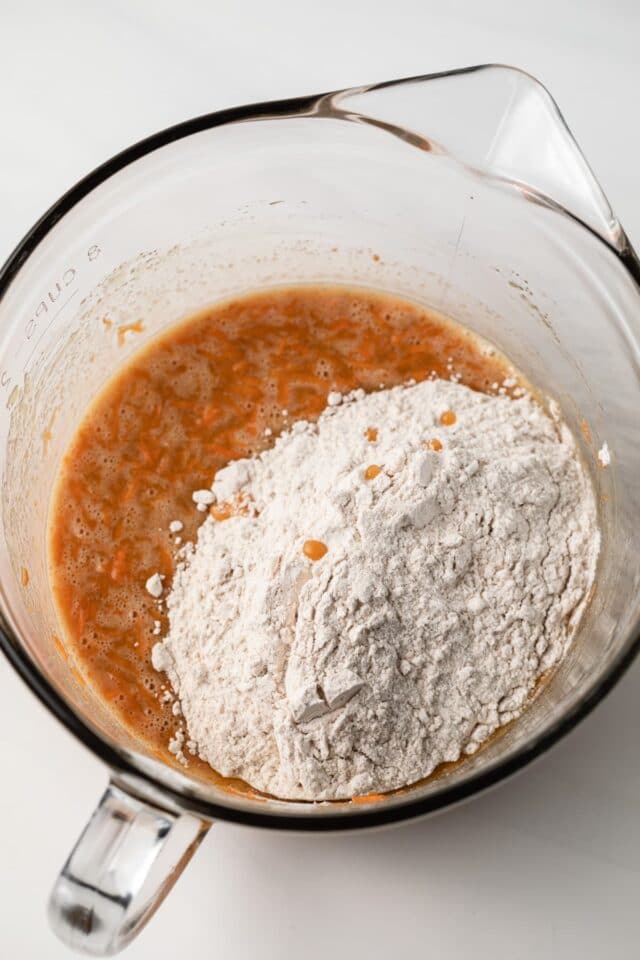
[47,781,209,956]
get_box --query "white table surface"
[1,1,638,957]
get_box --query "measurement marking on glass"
[24,289,79,369]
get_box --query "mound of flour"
[152,380,599,800]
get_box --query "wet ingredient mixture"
[49,286,598,796]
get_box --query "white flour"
[152,380,599,800]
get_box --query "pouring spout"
[322,65,628,256]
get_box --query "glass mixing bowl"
[1,65,639,956]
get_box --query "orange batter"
[49,285,518,790]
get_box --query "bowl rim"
[1,64,639,831]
